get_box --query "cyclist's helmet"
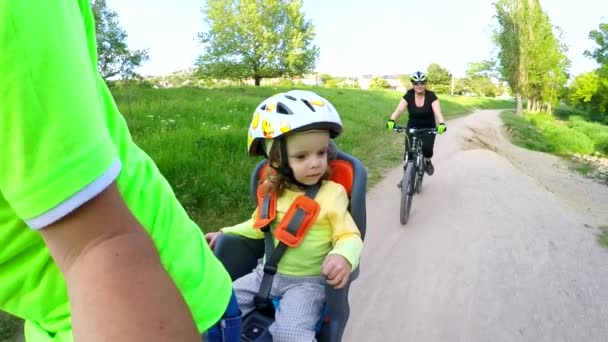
[410,71,428,83]
[247,90,342,157]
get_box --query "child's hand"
[205,231,222,250]
[321,254,352,289]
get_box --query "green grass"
[500,111,554,152]
[567,116,608,155]
[109,85,512,231]
[501,110,608,156]
[0,312,22,342]
[0,86,513,340]
[572,162,595,176]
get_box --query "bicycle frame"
[395,127,435,174]
[393,126,437,224]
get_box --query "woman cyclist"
[386,71,447,175]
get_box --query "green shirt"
[0,1,232,340]
[221,180,363,276]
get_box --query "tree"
[578,22,608,122]
[493,0,530,114]
[426,63,451,94]
[569,72,600,105]
[398,74,411,88]
[493,0,569,114]
[91,0,149,80]
[197,0,319,86]
[318,73,334,86]
[584,23,608,67]
[523,12,569,113]
[467,60,498,79]
[465,61,499,97]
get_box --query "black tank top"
[403,89,437,128]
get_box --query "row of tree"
[93,0,607,123]
[493,0,607,122]
[493,0,569,115]
[354,62,507,98]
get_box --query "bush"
[198,78,216,88]
[325,79,339,88]
[275,78,293,87]
[568,116,608,140]
[568,116,608,154]
[543,125,595,155]
[368,76,390,89]
[595,133,608,155]
[429,84,450,94]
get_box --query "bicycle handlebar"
[393,126,437,134]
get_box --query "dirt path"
[344,110,608,342]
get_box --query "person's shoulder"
[321,180,348,198]
[403,88,414,99]
[426,90,438,98]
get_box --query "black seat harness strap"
[253,184,321,314]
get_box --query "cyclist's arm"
[431,99,446,123]
[390,98,408,121]
[40,183,200,342]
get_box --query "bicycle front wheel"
[400,162,415,225]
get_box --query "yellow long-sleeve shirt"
[221,180,363,276]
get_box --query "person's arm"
[325,185,363,269]
[390,98,408,121]
[206,213,264,249]
[431,99,446,124]
[40,183,200,342]
[0,2,199,340]
[321,184,363,289]
[221,220,265,238]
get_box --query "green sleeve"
[0,0,118,221]
[220,212,265,239]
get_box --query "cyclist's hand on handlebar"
[205,231,222,250]
[386,119,395,132]
[437,122,447,134]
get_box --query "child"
[206,90,363,342]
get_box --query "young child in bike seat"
[206,90,363,342]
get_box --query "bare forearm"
[434,111,445,123]
[65,231,200,342]
[431,101,445,123]
[390,99,407,120]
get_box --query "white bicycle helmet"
[410,71,428,83]
[247,90,342,157]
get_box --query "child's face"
[286,130,330,186]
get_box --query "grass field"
[110,85,514,230]
[0,85,513,341]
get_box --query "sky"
[106,0,608,79]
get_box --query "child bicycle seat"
[214,147,367,342]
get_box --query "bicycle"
[393,126,437,225]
